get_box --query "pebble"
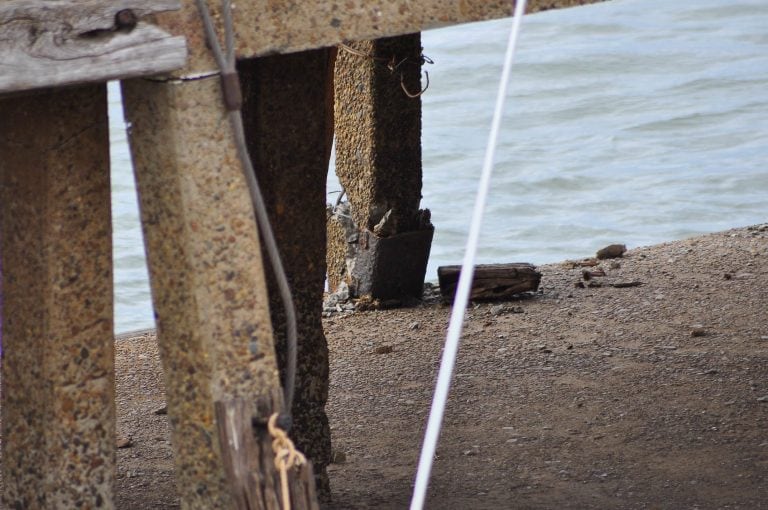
[583,269,606,280]
[691,325,706,337]
[596,244,627,259]
[409,321,420,330]
[117,436,133,449]
[490,304,506,316]
[611,281,643,288]
[374,345,393,355]
[330,449,347,464]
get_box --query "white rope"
[409,2,529,508]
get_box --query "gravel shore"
[63,225,768,508]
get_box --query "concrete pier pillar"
[330,33,433,300]
[121,76,281,509]
[238,48,334,499]
[0,85,115,508]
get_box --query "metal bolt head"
[115,9,138,30]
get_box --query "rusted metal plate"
[349,227,435,300]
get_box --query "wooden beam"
[0,0,186,95]
[154,0,611,76]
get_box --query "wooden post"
[0,85,115,508]
[215,397,319,510]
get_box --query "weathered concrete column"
[0,85,115,508]
[329,33,434,300]
[121,75,282,509]
[238,49,334,500]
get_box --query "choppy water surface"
[111,0,768,332]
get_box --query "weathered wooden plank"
[438,263,542,301]
[215,399,268,510]
[154,0,611,76]
[215,396,319,510]
[0,0,186,94]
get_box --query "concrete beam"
[0,85,115,508]
[155,0,610,76]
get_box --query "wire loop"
[337,42,433,98]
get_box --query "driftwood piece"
[215,396,319,510]
[0,0,186,95]
[438,263,541,302]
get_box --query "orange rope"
[268,413,307,510]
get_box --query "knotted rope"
[268,413,307,510]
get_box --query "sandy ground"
[9,226,768,508]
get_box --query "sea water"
[109,0,768,333]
